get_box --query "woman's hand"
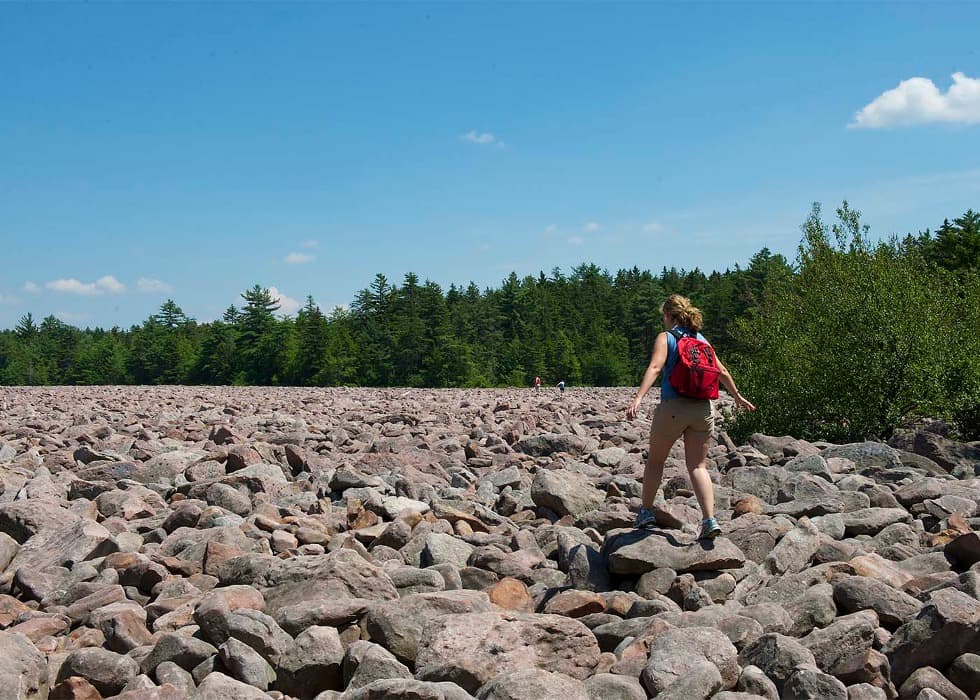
[626,397,643,420]
[734,394,757,412]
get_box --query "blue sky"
[2,2,979,329]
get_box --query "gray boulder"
[605,529,745,574]
[0,631,47,699]
[514,433,596,457]
[341,679,477,699]
[583,673,646,700]
[884,587,980,686]
[822,443,902,470]
[833,576,922,628]
[801,610,877,679]
[475,669,589,700]
[738,633,816,693]
[191,671,270,699]
[641,626,740,695]
[364,590,492,665]
[342,640,412,690]
[782,665,848,699]
[531,469,605,518]
[415,611,600,693]
[897,666,970,700]
[277,625,345,698]
[765,517,821,575]
[218,637,275,690]
[58,647,140,696]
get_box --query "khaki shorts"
[650,397,714,437]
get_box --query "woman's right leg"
[682,428,714,519]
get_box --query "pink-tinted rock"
[415,611,600,693]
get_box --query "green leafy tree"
[730,202,970,442]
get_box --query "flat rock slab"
[415,611,601,693]
[604,529,746,575]
[217,548,398,614]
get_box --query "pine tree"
[154,300,192,328]
[237,285,281,384]
[290,296,329,385]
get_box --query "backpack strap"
[668,327,692,340]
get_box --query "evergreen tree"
[154,300,192,328]
[36,315,79,384]
[237,285,281,384]
[351,274,395,385]
[392,273,426,385]
[290,296,329,385]
[11,313,40,384]
[191,321,238,384]
[316,307,359,385]
[929,210,980,272]
[74,331,128,384]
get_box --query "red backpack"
[668,328,720,400]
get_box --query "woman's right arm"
[626,332,669,419]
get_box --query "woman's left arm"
[715,356,756,411]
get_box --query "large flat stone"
[605,529,746,575]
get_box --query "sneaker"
[699,517,722,540]
[634,507,657,530]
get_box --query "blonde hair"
[661,294,704,331]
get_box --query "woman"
[626,294,756,539]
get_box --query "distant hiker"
[556,380,565,398]
[534,376,542,390]
[626,294,755,539]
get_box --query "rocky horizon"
[2,385,980,700]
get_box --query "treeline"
[2,204,978,442]
[0,254,789,389]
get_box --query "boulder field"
[1,385,979,699]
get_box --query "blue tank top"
[661,326,709,401]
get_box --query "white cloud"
[137,278,173,293]
[285,252,314,264]
[584,221,601,233]
[851,72,980,128]
[643,222,663,233]
[268,286,301,316]
[0,293,18,304]
[567,236,585,246]
[23,281,40,293]
[46,275,125,296]
[544,224,557,234]
[301,239,318,249]
[461,130,498,145]
[97,275,125,293]
[47,279,95,295]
